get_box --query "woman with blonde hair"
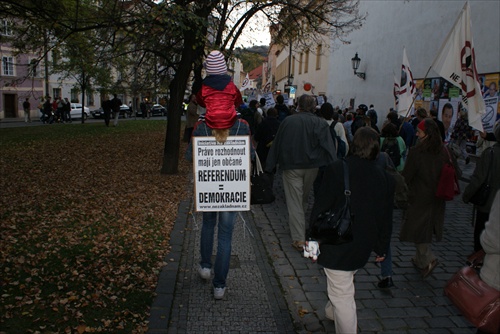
[186,50,253,300]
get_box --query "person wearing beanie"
[463,119,500,252]
[400,118,461,278]
[196,50,243,132]
[351,104,368,136]
[186,50,252,301]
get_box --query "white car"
[70,103,90,120]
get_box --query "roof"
[248,65,263,80]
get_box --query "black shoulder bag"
[309,160,354,245]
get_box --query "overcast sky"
[232,10,271,48]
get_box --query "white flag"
[393,72,400,111]
[397,47,415,116]
[430,2,484,132]
[240,73,250,91]
[262,81,271,93]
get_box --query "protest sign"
[193,136,251,212]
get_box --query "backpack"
[387,166,409,209]
[381,137,401,167]
[378,152,408,209]
[330,121,347,158]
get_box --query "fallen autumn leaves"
[0,121,190,333]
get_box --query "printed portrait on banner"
[438,100,459,143]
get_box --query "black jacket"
[311,156,395,271]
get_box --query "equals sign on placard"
[218,184,224,190]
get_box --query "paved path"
[149,160,478,333]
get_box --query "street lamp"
[287,74,294,86]
[351,52,366,80]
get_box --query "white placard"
[316,95,325,106]
[261,92,276,109]
[482,97,498,133]
[193,136,251,212]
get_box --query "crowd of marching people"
[185,55,499,332]
[38,96,72,124]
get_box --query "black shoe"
[377,277,394,288]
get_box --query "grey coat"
[400,145,460,243]
[265,112,336,172]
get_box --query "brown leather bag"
[444,252,500,333]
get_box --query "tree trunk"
[80,73,86,124]
[160,36,198,174]
[160,1,215,175]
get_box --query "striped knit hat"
[205,50,227,75]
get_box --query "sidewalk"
[148,160,478,333]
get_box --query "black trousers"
[104,110,111,126]
[474,210,489,252]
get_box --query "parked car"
[91,105,132,119]
[150,104,167,117]
[70,103,90,120]
[120,104,133,118]
[91,108,104,118]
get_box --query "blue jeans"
[200,211,237,288]
[380,245,393,278]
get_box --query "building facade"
[271,0,499,125]
[327,0,499,121]
[1,19,44,119]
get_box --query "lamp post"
[287,37,293,88]
[351,52,366,80]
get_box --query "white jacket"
[480,190,500,291]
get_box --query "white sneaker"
[198,266,211,280]
[214,287,226,300]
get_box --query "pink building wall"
[1,45,44,119]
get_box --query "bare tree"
[0,0,364,174]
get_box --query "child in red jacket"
[196,50,243,137]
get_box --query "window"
[1,19,12,36]
[29,59,39,77]
[316,44,322,70]
[87,93,94,106]
[71,89,78,102]
[52,50,60,67]
[304,49,310,73]
[299,53,303,74]
[2,56,14,76]
[52,88,61,99]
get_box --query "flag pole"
[396,65,432,135]
[403,65,432,120]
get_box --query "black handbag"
[309,160,354,245]
[251,153,275,204]
[469,148,493,206]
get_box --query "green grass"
[0,120,169,146]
